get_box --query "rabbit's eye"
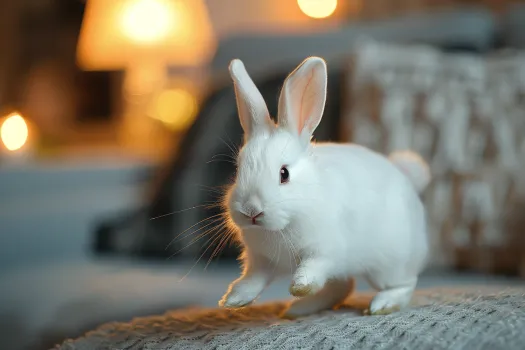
[280,166,290,184]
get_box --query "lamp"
[76,0,216,156]
[77,0,216,71]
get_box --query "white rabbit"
[219,57,431,318]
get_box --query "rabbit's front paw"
[219,276,266,308]
[290,269,326,297]
[219,291,255,308]
[289,281,322,297]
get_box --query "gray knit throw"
[58,287,525,350]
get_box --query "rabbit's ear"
[229,59,273,140]
[278,57,327,143]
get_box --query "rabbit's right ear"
[277,57,327,146]
[229,59,274,140]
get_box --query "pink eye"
[280,166,290,184]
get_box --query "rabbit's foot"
[366,283,415,316]
[219,274,267,308]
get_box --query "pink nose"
[251,212,264,225]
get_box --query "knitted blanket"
[58,287,525,350]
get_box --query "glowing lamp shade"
[1,113,29,151]
[120,1,173,44]
[298,0,337,19]
[76,0,217,70]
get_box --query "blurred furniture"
[58,286,525,349]
[0,155,157,350]
[343,40,525,275]
[0,156,153,270]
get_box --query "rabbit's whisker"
[150,204,209,220]
[165,213,224,249]
[168,220,226,259]
[177,223,230,281]
[204,227,237,271]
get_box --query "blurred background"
[1,0,525,349]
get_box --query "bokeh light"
[297,0,337,19]
[1,113,29,151]
[153,88,198,131]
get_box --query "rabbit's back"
[311,142,429,276]
[311,142,413,197]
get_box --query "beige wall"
[205,0,351,38]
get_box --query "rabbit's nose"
[250,212,264,225]
[240,211,264,225]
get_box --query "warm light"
[1,113,29,151]
[77,0,217,70]
[120,0,174,44]
[298,0,337,19]
[152,88,198,131]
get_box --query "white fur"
[389,151,431,193]
[219,57,431,318]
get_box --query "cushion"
[341,40,525,274]
[57,287,525,350]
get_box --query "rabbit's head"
[225,57,328,232]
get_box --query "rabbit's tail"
[389,151,431,194]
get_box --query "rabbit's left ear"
[277,57,327,143]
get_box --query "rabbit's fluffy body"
[219,57,430,318]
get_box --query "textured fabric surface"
[58,287,525,350]
[342,40,525,274]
